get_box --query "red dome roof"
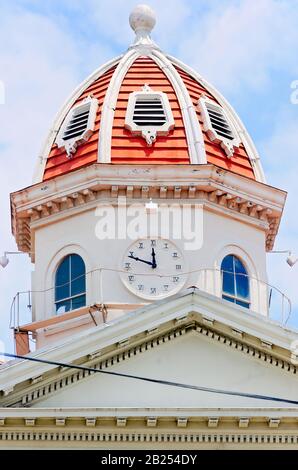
[34,7,265,184]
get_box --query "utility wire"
[2,352,298,406]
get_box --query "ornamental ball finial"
[129,4,156,34]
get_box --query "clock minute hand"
[128,254,153,267]
[151,248,157,269]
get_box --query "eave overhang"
[1,290,297,408]
[10,164,287,259]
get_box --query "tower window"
[198,96,241,158]
[55,254,86,314]
[55,95,98,158]
[221,255,250,308]
[125,84,174,146]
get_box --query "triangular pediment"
[28,329,298,409]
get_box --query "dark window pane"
[222,272,235,296]
[236,273,249,299]
[221,254,234,273]
[71,294,86,310]
[56,299,71,314]
[71,254,86,296]
[234,256,247,274]
[222,295,235,304]
[55,256,70,301]
[236,299,250,309]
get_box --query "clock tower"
[2,5,298,452]
[9,4,286,351]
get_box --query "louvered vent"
[205,102,234,141]
[133,96,167,127]
[55,95,98,158]
[125,84,175,146]
[63,107,90,141]
[198,97,241,158]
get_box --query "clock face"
[120,238,187,300]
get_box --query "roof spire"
[129,4,157,48]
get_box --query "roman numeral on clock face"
[173,276,179,283]
[150,287,157,294]
[128,275,135,282]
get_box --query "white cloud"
[177,0,298,94]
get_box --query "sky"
[0,0,298,353]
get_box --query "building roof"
[33,5,265,184]
[1,289,298,408]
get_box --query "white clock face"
[120,238,187,300]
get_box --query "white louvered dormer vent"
[133,95,167,127]
[198,96,241,158]
[125,84,174,146]
[55,95,98,158]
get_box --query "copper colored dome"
[34,5,265,184]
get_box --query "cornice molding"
[10,164,286,256]
[1,411,298,448]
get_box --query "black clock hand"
[151,248,157,269]
[128,254,154,267]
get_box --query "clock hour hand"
[128,254,153,267]
[151,248,157,269]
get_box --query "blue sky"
[1,0,298,352]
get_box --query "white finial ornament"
[129,4,157,47]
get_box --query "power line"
[2,352,298,406]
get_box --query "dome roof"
[33,5,265,184]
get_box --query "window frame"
[125,84,175,146]
[198,96,241,158]
[221,254,250,309]
[55,253,86,314]
[55,95,98,158]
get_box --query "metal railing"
[10,267,292,330]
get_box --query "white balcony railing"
[10,267,292,332]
